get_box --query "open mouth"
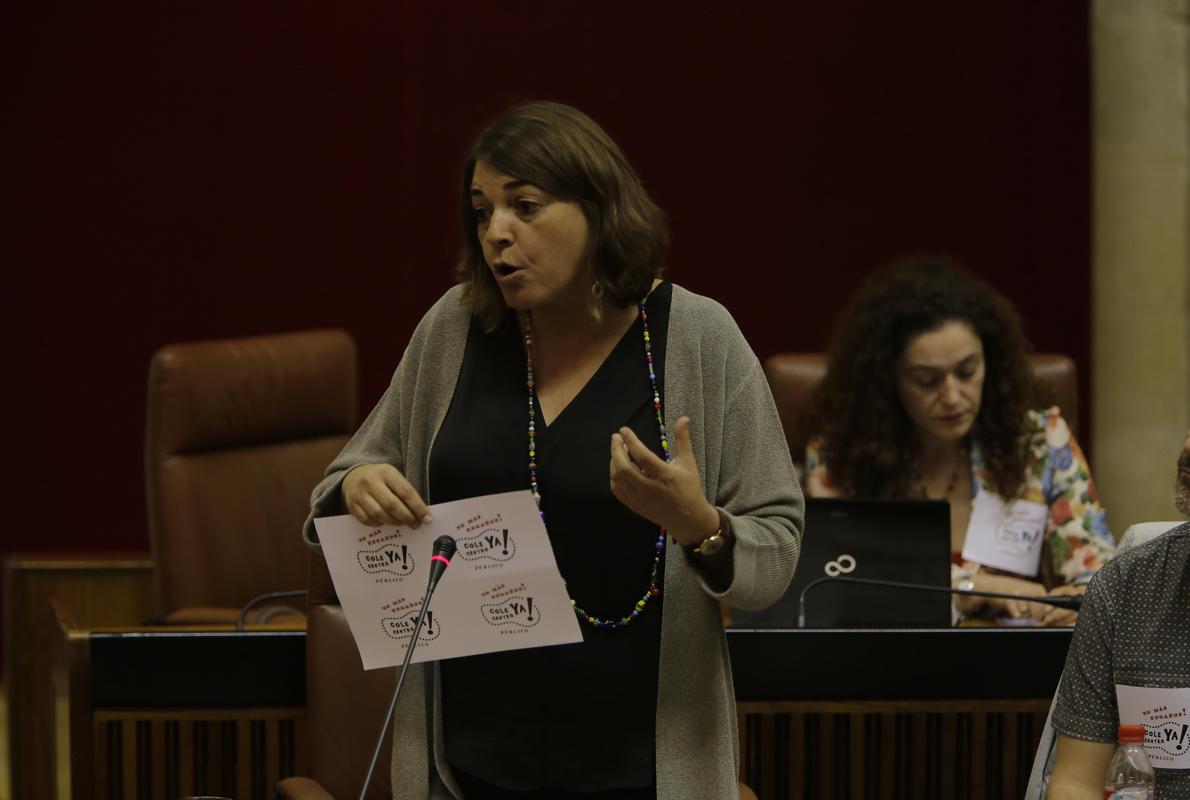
[494,263,520,278]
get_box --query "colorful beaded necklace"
[523,302,667,629]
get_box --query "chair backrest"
[145,329,357,620]
[304,603,395,799]
[763,352,1080,469]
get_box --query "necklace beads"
[914,443,968,499]
[523,303,668,630]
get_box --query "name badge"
[961,488,1047,576]
[1117,685,1190,769]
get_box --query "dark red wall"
[9,3,1089,558]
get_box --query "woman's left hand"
[1038,582,1085,627]
[610,415,720,547]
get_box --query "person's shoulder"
[1024,405,1077,448]
[425,283,469,318]
[1093,521,1190,586]
[414,284,470,332]
[1025,405,1070,429]
[1117,521,1190,562]
[668,283,746,344]
[401,284,472,360]
[671,283,733,316]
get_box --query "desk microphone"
[796,575,1082,628]
[358,534,457,800]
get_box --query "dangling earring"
[591,281,605,301]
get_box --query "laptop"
[731,497,952,628]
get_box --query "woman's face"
[469,159,590,313]
[896,320,986,447]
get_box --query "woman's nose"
[484,209,514,247]
[940,375,962,404]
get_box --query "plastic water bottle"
[1104,724,1156,800]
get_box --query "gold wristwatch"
[692,527,726,556]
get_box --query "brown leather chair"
[764,352,1079,471]
[144,329,357,624]
[277,601,396,800]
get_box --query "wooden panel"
[4,553,154,800]
[738,699,1052,800]
[50,604,308,800]
[85,710,305,800]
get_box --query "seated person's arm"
[1046,733,1114,799]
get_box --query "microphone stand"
[796,575,1081,628]
[358,535,456,800]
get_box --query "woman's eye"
[472,207,490,224]
[914,376,940,389]
[515,199,541,215]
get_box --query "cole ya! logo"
[1145,722,1190,758]
[458,528,517,563]
[480,596,540,628]
[995,521,1042,556]
[381,609,442,643]
[357,543,415,577]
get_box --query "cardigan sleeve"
[698,356,805,610]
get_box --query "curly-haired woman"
[803,258,1114,626]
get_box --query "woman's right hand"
[341,464,432,528]
[960,572,1048,620]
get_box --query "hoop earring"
[591,281,605,301]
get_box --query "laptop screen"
[731,497,952,629]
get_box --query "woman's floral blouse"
[804,407,1115,586]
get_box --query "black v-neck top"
[430,283,672,793]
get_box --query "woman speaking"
[304,102,803,799]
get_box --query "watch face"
[698,535,724,555]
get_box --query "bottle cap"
[1118,724,1146,743]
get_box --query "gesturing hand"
[609,415,719,547]
[341,463,432,528]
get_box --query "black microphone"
[424,534,457,594]
[358,535,457,800]
[796,575,1082,628]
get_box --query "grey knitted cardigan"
[303,283,804,800]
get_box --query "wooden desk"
[29,578,1071,800]
[728,627,1072,800]
[3,553,154,800]
[52,603,306,800]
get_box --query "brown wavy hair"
[804,257,1036,499]
[457,101,668,330]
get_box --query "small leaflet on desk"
[314,490,582,670]
[962,488,1047,576]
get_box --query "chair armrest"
[276,776,335,800]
